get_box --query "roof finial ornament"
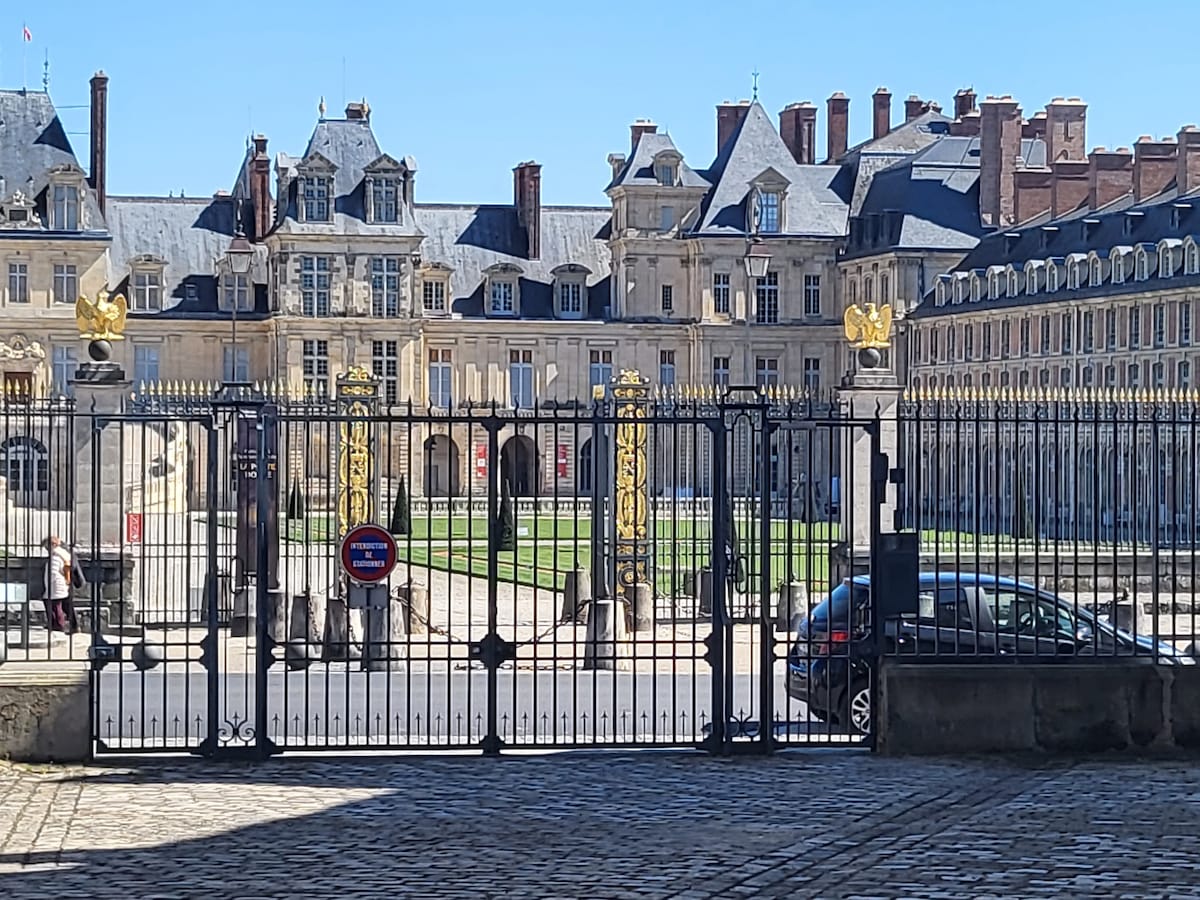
[42,50,49,92]
[752,69,760,102]
[318,96,327,119]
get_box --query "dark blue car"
[787,572,1194,735]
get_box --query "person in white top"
[42,535,75,634]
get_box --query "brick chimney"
[953,88,976,121]
[1045,97,1087,162]
[1051,159,1090,217]
[89,71,108,217]
[716,101,751,154]
[513,161,542,260]
[949,110,981,137]
[979,96,1022,227]
[1014,167,1053,223]
[1176,126,1200,195]
[1133,136,1178,201]
[872,87,892,140]
[1087,146,1133,210]
[904,95,926,122]
[826,92,849,163]
[344,100,370,121]
[1023,111,1048,141]
[779,102,817,165]
[250,135,272,242]
[630,119,658,152]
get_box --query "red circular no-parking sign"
[340,523,398,585]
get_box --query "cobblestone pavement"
[2,752,1200,899]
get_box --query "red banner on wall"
[557,444,569,479]
[126,512,143,544]
[475,444,487,479]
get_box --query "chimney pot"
[716,103,750,153]
[1134,138,1178,201]
[1045,96,1088,162]
[904,95,926,122]
[779,102,818,165]
[825,92,850,163]
[1087,146,1133,210]
[1176,125,1200,195]
[979,96,1023,226]
[250,134,272,242]
[630,119,658,152]
[953,88,977,121]
[513,161,542,259]
[88,71,108,218]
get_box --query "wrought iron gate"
[86,379,882,757]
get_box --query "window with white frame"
[132,270,162,311]
[1160,245,1175,278]
[1067,260,1081,290]
[372,340,399,406]
[1179,360,1191,389]
[1104,365,1116,388]
[303,175,331,222]
[936,281,948,306]
[1089,257,1103,286]
[1136,249,1149,281]
[712,356,730,386]
[222,273,251,312]
[1059,367,1071,387]
[1061,311,1074,354]
[490,280,515,315]
[590,350,613,388]
[803,357,820,390]
[655,162,677,186]
[557,281,583,317]
[1127,363,1140,388]
[300,256,331,316]
[981,323,992,359]
[988,272,1001,298]
[803,274,821,316]
[1019,318,1030,355]
[509,349,534,409]
[1153,361,1165,388]
[301,339,329,397]
[1082,365,1094,388]
[8,262,27,303]
[964,323,975,359]
[1112,252,1126,284]
[52,346,77,396]
[422,278,446,314]
[755,356,779,387]
[1188,243,1200,275]
[661,284,673,313]
[1025,265,1039,296]
[1046,262,1059,292]
[755,271,779,324]
[1008,269,1020,296]
[970,276,981,302]
[864,276,874,304]
[930,327,939,360]
[52,264,77,304]
[371,178,399,224]
[427,348,452,409]
[1105,308,1117,350]
[713,272,731,315]
[223,346,249,383]
[659,206,675,231]
[134,346,160,385]
[1153,303,1166,347]
[1181,301,1192,347]
[1039,316,1051,354]
[659,350,675,386]
[1082,311,1094,353]
[953,278,965,303]
[1128,305,1141,348]
[947,325,957,360]
[1000,320,1010,358]
[756,190,781,234]
[370,257,401,317]
[51,183,79,230]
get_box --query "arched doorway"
[500,435,538,497]
[1,436,48,499]
[577,438,593,496]
[423,435,461,497]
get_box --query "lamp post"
[742,238,772,385]
[224,230,254,389]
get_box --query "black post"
[709,418,730,754]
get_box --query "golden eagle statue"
[75,291,129,342]
[842,302,893,349]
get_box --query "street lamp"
[224,230,254,389]
[741,238,772,385]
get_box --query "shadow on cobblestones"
[3,753,1200,899]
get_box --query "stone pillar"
[631,582,654,632]
[582,591,630,671]
[831,349,902,587]
[362,594,407,672]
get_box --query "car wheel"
[845,680,871,736]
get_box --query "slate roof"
[106,195,269,318]
[844,136,1046,259]
[911,182,1200,319]
[840,111,955,217]
[0,89,106,234]
[607,132,709,191]
[413,204,612,318]
[275,116,422,237]
[691,101,847,238]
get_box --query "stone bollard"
[288,592,322,643]
[582,593,631,671]
[362,594,408,672]
[698,567,714,618]
[229,588,254,638]
[776,581,808,632]
[559,569,592,624]
[265,589,288,643]
[405,583,430,635]
[322,596,360,661]
[631,583,654,633]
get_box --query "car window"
[985,589,1072,636]
[811,582,869,629]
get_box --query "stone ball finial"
[88,339,113,362]
[857,347,883,370]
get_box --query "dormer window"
[952,276,966,304]
[131,266,164,311]
[51,183,79,231]
[485,263,522,317]
[1066,259,1081,290]
[419,264,451,316]
[1159,240,1180,278]
[371,177,399,224]
[491,281,514,314]
[222,273,252,312]
[303,175,331,222]
[756,190,781,234]
[655,162,677,186]
[1046,261,1059,292]
[1007,267,1020,297]
[552,264,590,320]
[1024,262,1041,295]
[1135,247,1150,281]
[969,274,982,302]
[1089,255,1103,286]
[935,278,949,306]
[988,271,1001,298]
[1186,239,1200,275]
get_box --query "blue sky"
[24,0,1200,206]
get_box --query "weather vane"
[752,69,760,102]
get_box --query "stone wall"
[0,663,90,762]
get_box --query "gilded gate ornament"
[842,302,893,349]
[75,291,129,341]
[335,367,379,538]
[613,369,650,591]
